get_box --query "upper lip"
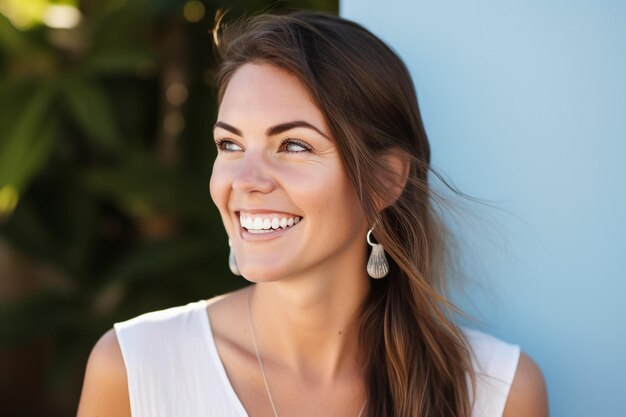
[234,208,302,216]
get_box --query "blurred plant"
[0,0,337,415]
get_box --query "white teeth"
[239,213,302,231]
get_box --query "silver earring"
[228,238,241,276]
[366,228,389,279]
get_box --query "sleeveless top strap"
[114,300,246,417]
[462,327,521,417]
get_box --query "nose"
[231,152,276,194]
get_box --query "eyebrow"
[213,120,329,139]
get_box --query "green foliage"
[61,76,123,151]
[0,0,338,415]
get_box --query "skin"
[76,63,549,417]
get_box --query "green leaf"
[62,77,123,152]
[15,113,57,184]
[0,13,36,54]
[0,83,57,216]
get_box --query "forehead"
[218,63,327,129]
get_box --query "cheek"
[209,162,230,212]
[325,170,364,231]
[210,163,239,237]
[294,163,360,221]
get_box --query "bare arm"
[502,351,550,417]
[76,328,132,417]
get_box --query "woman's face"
[210,63,368,282]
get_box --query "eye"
[214,139,242,152]
[280,138,312,153]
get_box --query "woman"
[77,11,549,417]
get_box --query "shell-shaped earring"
[228,238,241,276]
[366,228,389,279]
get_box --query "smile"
[239,213,302,234]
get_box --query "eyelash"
[213,139,234,152]
[214,138,312,153]
[281,138,313,153]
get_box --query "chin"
[238,266,291,283]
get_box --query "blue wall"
[341,1,626,416]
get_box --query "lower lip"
[239,220,303,242]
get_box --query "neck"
[248,270,370,383]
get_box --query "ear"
[375,147,411,211]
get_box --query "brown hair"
[214,11,476,417]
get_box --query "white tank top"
[114,300,520,417]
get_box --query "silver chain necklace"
[246,289,367,417]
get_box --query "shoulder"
[502,351,550,417]
[77,298,214,417]
[76,297,229,417]
[77,328,131,417]
[460,327,549,417]
[112,298,223,347]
